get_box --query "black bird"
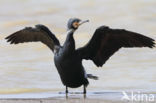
[5,18,155,94]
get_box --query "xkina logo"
[121,91,155,102]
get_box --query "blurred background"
[0,0,156,97]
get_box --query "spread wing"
[76,26,155,67]
[5,24,60,52]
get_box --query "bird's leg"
[83,85,86,94]
[65,86,68,99]
[83,85,86,98]
[65,86,68,94]
[66,86,69,93]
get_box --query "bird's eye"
[73,22,79,28]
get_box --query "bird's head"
[67,18,89,31]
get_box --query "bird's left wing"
[76,26,155,67]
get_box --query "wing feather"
[5,24,60,51]
[77,26,155,67]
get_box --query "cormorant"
[5,18,155,95]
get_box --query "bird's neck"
[67,29,75,34]
[63,29,76,51]
[66,29,75,39]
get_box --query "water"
[0,0,156,98]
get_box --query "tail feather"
[87,74,98,80]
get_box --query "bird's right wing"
[5,24,60,52]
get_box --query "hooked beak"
[79,20,89,25]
